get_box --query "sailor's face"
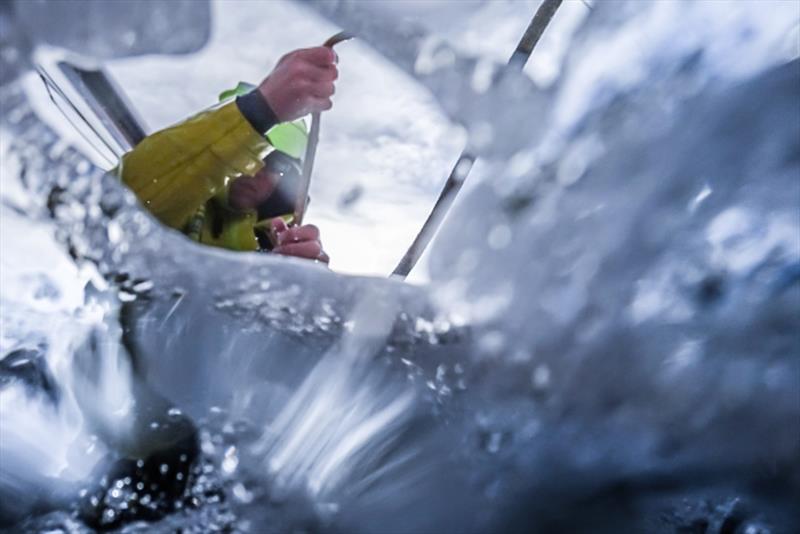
[228,166,280,212]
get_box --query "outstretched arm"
[118,47,338,232]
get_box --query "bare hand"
[259,47,338,122]
[271,218,329,264]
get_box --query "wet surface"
[2,1,799,532]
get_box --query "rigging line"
[35,66,120,166]
[391,0,563,278]
[38,65,123,158]
[38,72,116,169]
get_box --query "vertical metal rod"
[294,31,354,226]
[391,0,563,278]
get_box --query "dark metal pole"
[391,0,563,278]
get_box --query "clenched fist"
[259,47,338,122]
[271,218,329,264]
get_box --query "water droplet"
[121,30,137,47]
[471,59,496,94]
[160,463,169,475]
[486,432,503,454]
[133,279,154,293]
[222,446,239,474]
[76,160,91,175]
[511,348,532,363]
[454,157,474,182]
[487,224,512,250]
[316,501,340,521]
[414,37,456,75]
[470,122,494,149]
[106,221,122,244]
[101,508,116,524]
[338,184,364,209]
[478,330,506,356]
[532,364,551,391]
[232,482,254,503]
[689,183,712,213]
[435,364,447,382]
[507,149,538,178]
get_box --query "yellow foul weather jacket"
[116,88,307,251]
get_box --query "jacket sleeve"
[117,98,274,231]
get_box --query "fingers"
[260,46,340,122]
[284,46,338,79]
[270,220,328,262]
[274,223,320,245]
[290,61,338,83]
[309,81,335,99]
[271,217,288,234]
[293,46,336,67]
[311,64,338,82]
[296,224,321,242]
[294,66,337,86]
[273,240,323,260]
[307,97,333,112]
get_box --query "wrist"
[236,89,280,134]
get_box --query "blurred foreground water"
[1,0,799,532]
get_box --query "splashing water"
[2,0,799,532]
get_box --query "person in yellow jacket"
[117,46,337,262]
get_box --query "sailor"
[117,46,337,262]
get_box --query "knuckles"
[275,240,323,259]
[289,77,308,92]
[263,47,339,119]
[302,224,321,239]
[286,61,306,78]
